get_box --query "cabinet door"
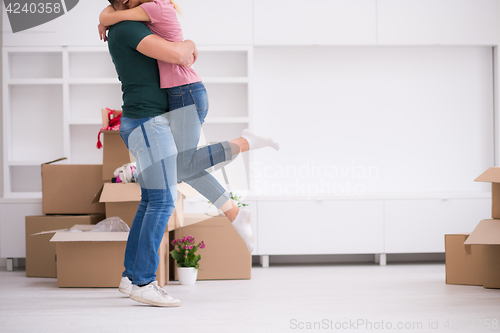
[0,203,42,258]
[258,200,384,255]
[254,0,377,45]
[2,2,106,46]
[179,0,253,45]
[377,0,498,45]
[384,198,491,253]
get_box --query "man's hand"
[179,40,197,67]
[98,23,109,42]
[193,44,198,64]
[180,54,195,68]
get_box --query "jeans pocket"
[189,87,209,113]
[189,87,209,124]
[166,87,182,97]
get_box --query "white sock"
[232,209,254,254]
[241,129,280,151]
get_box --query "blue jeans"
[119,115,178,285]
[167,81,233,208]
[119,86,234,284]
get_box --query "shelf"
[68,78,120,85]
[8,160,45,166]
[0,197,42,204]
[0,192,43,200]
[69,119,103,125]
[203,77,249,83]
[8,79,63,85]
[204,117,249,124]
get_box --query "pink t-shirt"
[140,0,201,89]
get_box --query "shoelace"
[153,283,174,299]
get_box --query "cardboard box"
[98,183,141,228]
[25,215,104,278]
[42,159,105,215]
[172,214,251,281]
[464,219,500,289]
[475,167,500,218]
[102,130,132,182]
[445,234,483,286]
[50,224,170,287]
[96,182,195,230]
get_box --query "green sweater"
[107,21,167,119]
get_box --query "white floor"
[1,263,499,333]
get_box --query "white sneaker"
[130,281,181,307]
[118,276,133,295]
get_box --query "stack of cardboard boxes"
[445,168,500,289]
[25,160,106,279]
[25,110,251,288]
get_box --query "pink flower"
[184,245,189,250]
[190,246,194,249]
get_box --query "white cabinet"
[178,0,253,45]
[254,0,377,45]
[384,198,491,253]
[2,2,106,47]
[257,200,384,255]
[377,0,498,45]
[0,201,42,258]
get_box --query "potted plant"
[170,236,206,285]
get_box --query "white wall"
[252,46,494,197]
[0,0,6,267]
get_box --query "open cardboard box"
[25,215,105,278]
[95,182,198,230]
[50,224,170,287]
[445,234,483,286]
[475,167,500,218]
[171,214,252,281]
[463,219,500,289]
[41,158,105,215]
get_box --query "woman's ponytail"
[169,0,182,14]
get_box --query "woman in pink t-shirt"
[99,0,278,254]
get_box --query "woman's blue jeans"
[167,81,232,208]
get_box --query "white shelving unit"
[2,0,499,263]
[2,45,253,199]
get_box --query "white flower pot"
[177,267,198,285]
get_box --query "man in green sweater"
[101,0,196,307]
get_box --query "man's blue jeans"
[119,115,178,285]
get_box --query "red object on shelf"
[97,108,122,149]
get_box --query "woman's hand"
[98,23,109,42]
[122,0,143,8]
